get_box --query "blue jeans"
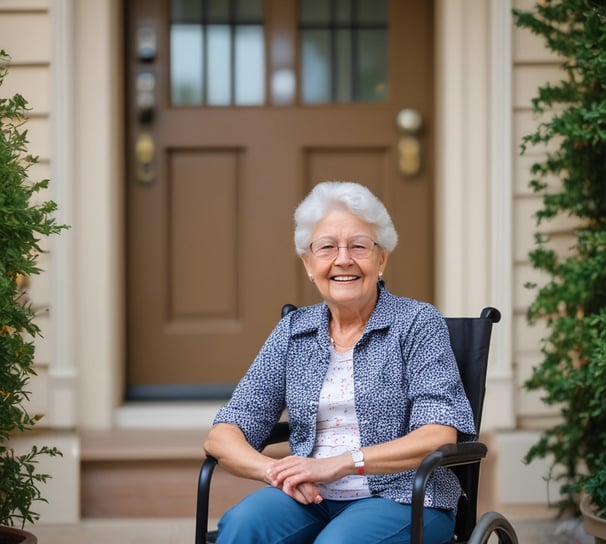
[216,486,455,543]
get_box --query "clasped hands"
[265,454,348,505]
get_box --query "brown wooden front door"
[125,0,434,399]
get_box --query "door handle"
[396,109,423,178]
[136,132,155,183]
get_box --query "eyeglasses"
[308,236,379,260]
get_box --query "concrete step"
[80,430,287,520]
[80,430,497,520]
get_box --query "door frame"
[50,0,514,430]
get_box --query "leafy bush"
[513,0,606,516]
[0,50,66,527]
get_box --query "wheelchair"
[195,305,518,544]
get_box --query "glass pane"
[356,30,387,101]
[357,0,388,24]
[336,29,352,102]
[235,26,265,105]
[301,30,331,104]
[335,0,352,24]
[171,0,202,23]
[207,0,229,23]
[235,0,263,21]
[170,0,267,107]
[171,24,204,105]
[207,25,232,105]
[300,0,331,24]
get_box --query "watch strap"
[351,449,365,476]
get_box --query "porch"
[31,514,580,544]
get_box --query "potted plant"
[0,50,65,542]
[512,1,606,541]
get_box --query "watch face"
[352,450,363,463]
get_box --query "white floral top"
[312,347,372,500]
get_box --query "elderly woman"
[204,181,476,543]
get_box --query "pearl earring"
[309,275,314,283]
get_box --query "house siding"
[512,0,570,429]
[0,0,53,421]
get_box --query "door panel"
[125,0,434,398]
[168,149,239,319]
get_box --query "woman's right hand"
[291,481,323,504]
[269,477,322,505]
[264,460,323,505]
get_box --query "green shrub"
[0,50,66,527]
[513,0,606,517]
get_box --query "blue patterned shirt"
[213,281,477,511]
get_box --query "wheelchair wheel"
[467,511,519,544]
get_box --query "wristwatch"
[351,449,365,475]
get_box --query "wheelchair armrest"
[196,455,219,544]
[195,422,290,544]
[410,441,488,544]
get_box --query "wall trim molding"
[435,0,514,429]
[50,0,77,428]
[72,0,124,429]
[488,0,515,430]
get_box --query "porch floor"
[28,515,593,544]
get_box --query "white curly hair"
[294,181,398,256]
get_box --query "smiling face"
[301,208,388,314]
